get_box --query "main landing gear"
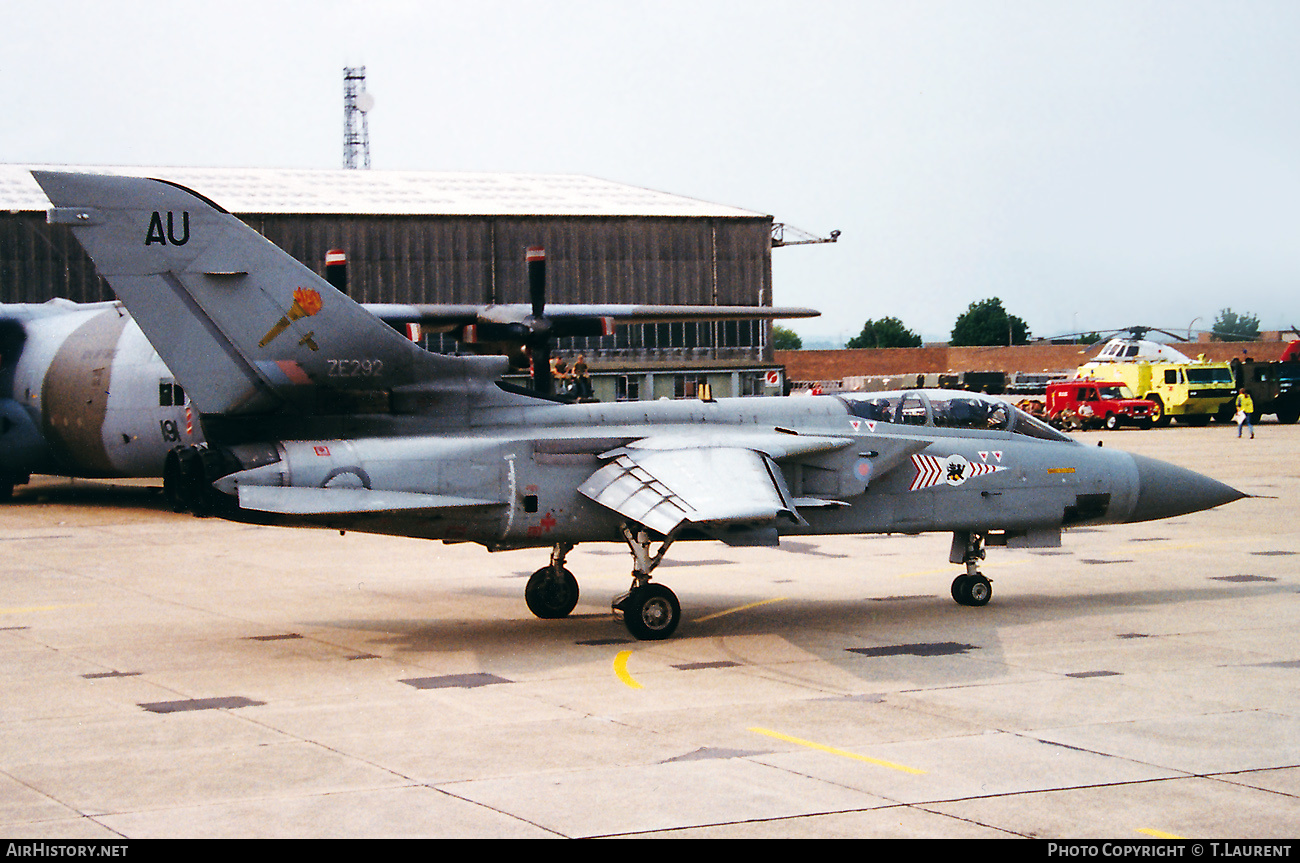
[524,525,683,641]
[524,542,580,619]
[610,524,681,641]
[950,531,993,607]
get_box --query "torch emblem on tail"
[260,288,323,347]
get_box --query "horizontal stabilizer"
[236,485,502,516]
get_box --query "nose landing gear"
[950,531,993,607]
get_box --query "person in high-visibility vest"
[1235,389,1255,439]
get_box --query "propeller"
[370,245,816,396]
[526,247,553,395]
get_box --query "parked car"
[1046,381,1158,430]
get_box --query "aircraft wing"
[363,303,820,337]
[578,429,933,545]
[579,445,803,546]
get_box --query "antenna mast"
[343,66,373,169]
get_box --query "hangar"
[0,166,795,401]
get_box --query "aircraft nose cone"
[1126,453,1245,523]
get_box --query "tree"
[949,297,1031,346]
[1211,308,1260,342]
[772,325,803,350]
[845,316,923,349]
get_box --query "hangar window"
[616,375,640,402]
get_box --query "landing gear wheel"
[616,584,681,640]
[951,573,992,606]
[964,574,992,606]
[525,566,579,619]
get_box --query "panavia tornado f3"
[32,171,1245,640]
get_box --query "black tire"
[1148,397,1170,427]
[1104,413,1119,431]
[1277,407,1299,425]
[622,584,681,640]
[951,575,970,604]
[525,566,579,619]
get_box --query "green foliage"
[772,325,803,350]
[845,316,923,349]
[1211,308,1260,342]
[949,297,1031,346]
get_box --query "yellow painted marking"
[613,650,642,689]
[694,597,786,624]
[0,604,91,616]
[1047,467,1076,474]
[749,726,926,774]
[1136,828,1184,840]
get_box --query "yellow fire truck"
[1077,355,1236,426]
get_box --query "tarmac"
[0,421,1296,839]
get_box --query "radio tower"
[343,66,373,169]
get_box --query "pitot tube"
[259,287,323,347]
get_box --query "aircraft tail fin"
[32,171,506,418]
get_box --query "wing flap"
[578,446,801,538]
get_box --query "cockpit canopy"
[837,389,1074,442]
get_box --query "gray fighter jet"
[32,171,1244,640]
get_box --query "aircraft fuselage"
[1,302,197,487]
[208,392,1149,551]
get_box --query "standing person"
[1235,388,1255,439]
[572,354,592,399]
[552,357,571,397]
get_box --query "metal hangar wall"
[0,166,776,362]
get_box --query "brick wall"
[777,340,1292,383]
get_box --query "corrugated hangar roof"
[0,164,767,218]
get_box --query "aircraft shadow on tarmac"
[303,575,1291,691]
[7,478,170,510]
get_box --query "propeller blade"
[526,247,553,395]
[324,249,347,295]
[531,341,552,396]
[527,246,546,319]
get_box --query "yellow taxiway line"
[693,596,787,624]
[0,604,91,615]
[749,726,926,774]
[613,650,642,689]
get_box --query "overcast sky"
[4,0,1298,345]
